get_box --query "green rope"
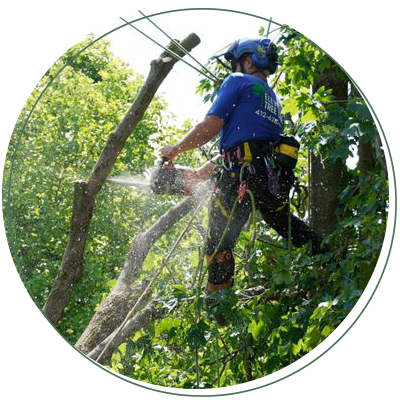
[287,193,292,255]
[192,186,241,388]
[215,323,220,388]
[243,189,257,285]
[208,195,240,267]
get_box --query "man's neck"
[249,71,268,81]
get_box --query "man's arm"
[194,154,220,179]
[161,114,224,160]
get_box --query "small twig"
[257,237,287,250]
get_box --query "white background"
[1,1,399,399]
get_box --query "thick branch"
[75,196,196,354]
[43,33,201,326]
[87,298,163,364]
[87,285,272,365]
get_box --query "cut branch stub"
[87,33,201,198]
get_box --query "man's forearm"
[174,120,219,154]
[162,114,224,160]
[195,156,220,179]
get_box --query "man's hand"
[161,144,179,160]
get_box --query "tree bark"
[75,196,196,355]
[86,285,271,365]
[358,136,373,174]
[43,33,201,326]
[87,297,164,365]
[310,153,344,236]
[310,62,348,236]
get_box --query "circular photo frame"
[2,6,396,397]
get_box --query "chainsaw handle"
[159,156,175,170]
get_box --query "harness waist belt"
[224,139,275,166]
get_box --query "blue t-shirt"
[207,73,284,152]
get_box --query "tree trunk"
[43,33,201,325]
[310,153,344,236]
[75,196,196,355]
[352,83,375,178]
[358,136,373,174]
[310,62,348,236]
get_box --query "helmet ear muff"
[266,42,278,74]
[251,41,278,73]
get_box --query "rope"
[95,190,209,364]
[243,189,257,285]
[137,10,220,82]
[215,323,220,388]
[192,182,239,388]
[120,17,218,83]
[266,17,273,37]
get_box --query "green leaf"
[186,320,208,348]
[300,108,319,123]
[281,97,299,116]
[132,331,143,342]
[321,325,334,337]
[156,318,180,336]
[347,100,372,121]
[292,339,303,355]
[248,319,265,340]
[304,325,322,350]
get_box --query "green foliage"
[3,34,189,341]
[3,27,388,390]
[110,26,387,389]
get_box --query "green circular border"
[4,7,396,397]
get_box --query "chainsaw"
[149,157,200,196]
[106,158,208,196]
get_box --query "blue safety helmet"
[212,37,278,74]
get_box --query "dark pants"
[205,166,322,292]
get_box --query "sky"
[93,10,281,125]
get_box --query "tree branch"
[43,33,201,326]
[75,196,196,354]
[85,284,274,365]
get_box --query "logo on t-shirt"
[251,83,266,107]
[251,83,278,114]
[251,83,280,126]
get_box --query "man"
[161,38,322,296]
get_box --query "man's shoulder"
[222,73,259,89]
[226,73,269,85]
[222,72,245,84]
[226,72,257,80]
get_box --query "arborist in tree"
[161,38,323,298]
